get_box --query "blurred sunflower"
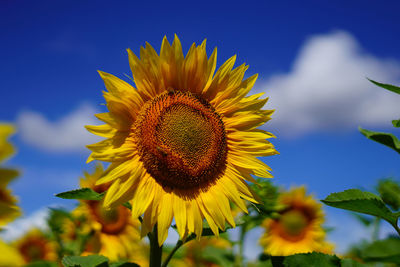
[13,228,58,264]
[86,35,277,244]
[259,187,334,256]
[172,236,232,267]
[77,164,147,264]
[0,239,24,267]
[0,124,21,227]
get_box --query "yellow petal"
[173,195,187,239]
[130,175,155,218]
[157,192,173,245]
[85,124,116,138]
[197,197,219,236]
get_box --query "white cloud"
[0,208,50,241]
[261,31,400,137]
[17,103,102,152]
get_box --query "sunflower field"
[1,33,400,267]
[2,1,400,264]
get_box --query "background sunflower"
[12,228,58,264]
[77,164,147,265]
[0,124,21,228]
[259,186,334,256]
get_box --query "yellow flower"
[0,124,21,227]
[13,228,58,264]
[259,186,334,256]
[77,164,147,264]
[0,239,24,267]
[86,35,277,245]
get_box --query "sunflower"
[259,186,334,256]
[86,35,277,245]
[77,164,147,264]
[13,228,58,264]
[0,124,21,227]
[0,239,24,267]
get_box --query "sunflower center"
[280,210,308,236]
[134,91,227,192]
[89,201,129,235]
[19,240,46,262]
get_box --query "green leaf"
[361,237,400,263]
[24,261,59,267]
[175,220,231,241]
[340,258,368,267]
[321,189,398,228]
[359,127,400,154]
[62,255,109,267]
[55,188,104,201]
[47,208,71,233]
[109,262,140,267]
[377,179,400,211]
[368,78,400,95]
[393,119,400,128]
[282,253,341,267]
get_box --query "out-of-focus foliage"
[359,79,400,154]
[377,179,400,211]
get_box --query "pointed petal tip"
[86,154,94,164]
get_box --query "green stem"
[372,217,380,241]
[162,239,184,267]
[234,224,246,267]
[149,224,163,267]
[391,222,400,236]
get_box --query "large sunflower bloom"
[77,164,147,264]
[86,36,277,244]
[0,124,21,227]
[13,228,58,264]
[259,187,334,256]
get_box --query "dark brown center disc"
[134,91,227,192]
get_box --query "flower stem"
[234,225,246,267]
[391,222,400,236]
[162,239,184,267]
[149,224,163,267]
[372,217,380,241]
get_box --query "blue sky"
[1,0,400,255]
